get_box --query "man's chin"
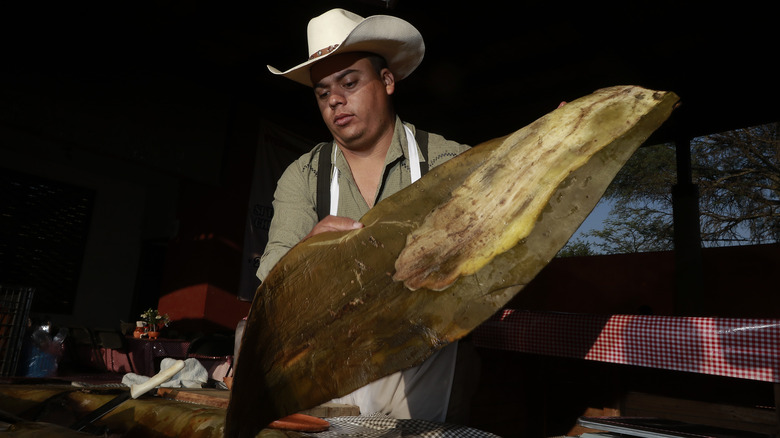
[331,130,364,150]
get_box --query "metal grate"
[0,168,94,314]
[0,285,34,376]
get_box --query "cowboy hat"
[267,8,425,87]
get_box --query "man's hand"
[304,215,364,240]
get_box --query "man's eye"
[343,81,356,89]
[317,91,329,99]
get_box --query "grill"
[0,285,35,376]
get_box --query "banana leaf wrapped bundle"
[226,85,680,437]
[0,385,226,437]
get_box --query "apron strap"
[316,128,429,221]
[316,142,333,222]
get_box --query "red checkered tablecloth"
[472,310,780,382]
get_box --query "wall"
[156,100,267,335]
[509,243,780,318]
[0,72,233,331]
[0,123,177,329]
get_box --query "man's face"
[311,53,395,152]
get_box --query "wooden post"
[774,383,780,437]
[672,134,704,316]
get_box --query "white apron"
[328,126,457,421]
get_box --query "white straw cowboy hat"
[267,8,425,87]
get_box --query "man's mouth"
[334,114,353,126]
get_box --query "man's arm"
[256,162,318,282]
[256,160,364,282]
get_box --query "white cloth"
[328,127,455,421]
[121,357,208,389]
[330,342,459,422]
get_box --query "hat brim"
[267,14,424,87]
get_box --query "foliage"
[556,238,596,257]
[140,308,170,328]
[587,202,674,253]
[692,123,780,245]
[572,122,779,254]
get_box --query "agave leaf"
[226,86,679,437]
[0,385,226,437]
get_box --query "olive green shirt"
[257,118,470,281]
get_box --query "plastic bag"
[20,320,68,377]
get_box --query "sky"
[567,197,613,247]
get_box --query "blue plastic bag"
[20,321,67,377]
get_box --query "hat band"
[309,44,340,60]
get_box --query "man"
[258,8,473,423]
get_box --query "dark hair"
[365,53,388,76]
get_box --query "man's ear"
[381,68,395,95]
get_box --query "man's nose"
[329,92,345,108]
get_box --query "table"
[99,337,190,376]
[472,309,780,383]
[128,337,190,375]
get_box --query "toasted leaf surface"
[0,385,225,437]
[394,86,676,290]
[226,86,679,438]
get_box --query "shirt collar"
[332,116,422,173]
[386,116,424,167]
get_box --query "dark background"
[1,4,777,436]
[0,0,777,329]
[5,1,777,145]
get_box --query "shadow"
[93,328,136,374]
[59,326,105,375]
[186,333,235,383]
[469,310,613,437]
[473,310,611,360]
